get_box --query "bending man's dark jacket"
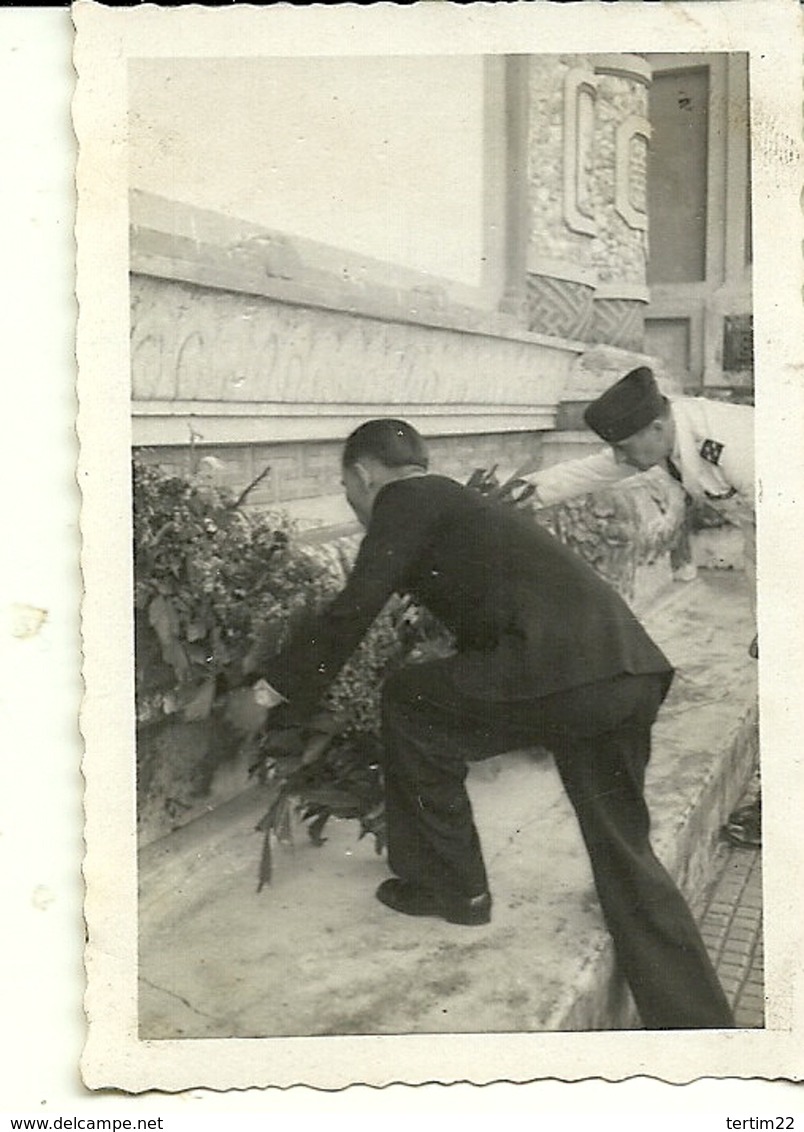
[262,474,672,723]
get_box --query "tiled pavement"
[695,826,764,1029]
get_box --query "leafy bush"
[134,459,421,731]
[134,459,323,722]
[133,458,443,861]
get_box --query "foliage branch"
[133,458,450,880]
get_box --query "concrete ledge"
[130,189,586,351]
[139,570,757,1037]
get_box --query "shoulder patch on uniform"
[700,438,724,465]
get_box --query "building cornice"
[591,55,652,86]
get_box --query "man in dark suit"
[254,418,734,1030]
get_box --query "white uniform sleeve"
[527,449,636,507]
[714,403,755,504]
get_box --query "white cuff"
[252,679,288,709]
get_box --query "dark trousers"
[380,659,734,1031]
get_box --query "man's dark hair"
[342,419,429,470]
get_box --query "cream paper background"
[70,0,803,1095]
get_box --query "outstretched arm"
[258,479,433,724]
[514,449,636,507]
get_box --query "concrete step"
[138,569,757,1038]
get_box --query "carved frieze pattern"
[130,275,571,407]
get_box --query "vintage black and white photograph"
[74,0,803,1093]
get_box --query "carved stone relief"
[563,67,598,238]
[525,274,595,342]
[593,297,645,352]
[130,275,573,410]
[615,115,652,231]
[590,70,650,287]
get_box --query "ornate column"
[589,55,652,351]
[523,55,598,341]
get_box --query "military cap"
[583,366,666,443]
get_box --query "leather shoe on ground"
[376,878,491,926]
[722,798,761,848]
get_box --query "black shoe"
[376,879,492,926]
[723,798,761,848]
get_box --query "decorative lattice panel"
[593,297,645,351]
[525,274,595,341]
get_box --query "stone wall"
[130,274,569,415]
[524,55,651,353]
[130,190,583,524]
[591,62,650,287]
[135,431,546,528]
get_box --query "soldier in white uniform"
[515,366,760,846]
